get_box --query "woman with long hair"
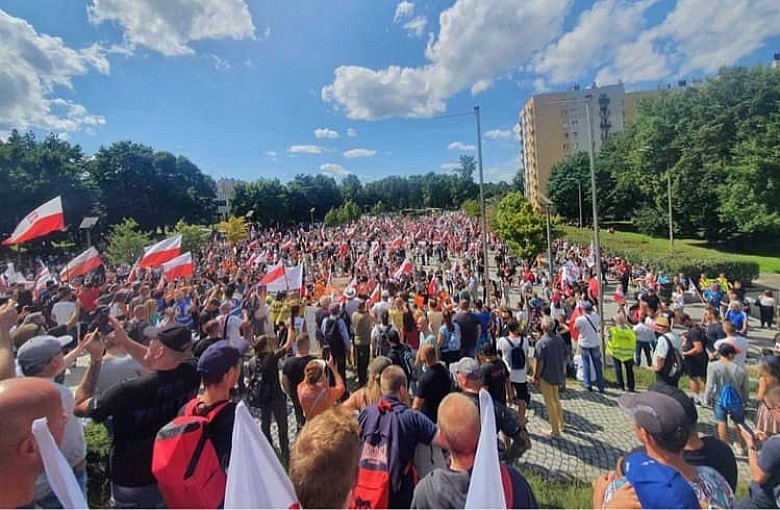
[297,356,345,420]
[755,355,780,435]
[437,309,461,366]
[341,356,393,413]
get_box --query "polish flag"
[162,252,193,280]
[34,265,54,294]
[337,242,349,259]
[465,390,506,509]
[390,236,404,251]
[3,196,65,245]
[281,240,294,251]
[368,284,381,307]
[393,258,413,279]
[140,235,181,268]
[427,277,437,296]
[247,239,258,251]
[60,247,102,281]
[259,263,286,286]
[355,253,367,267]
[225,402,298,509]
[370,241,381,257]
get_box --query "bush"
[563,227,760,284]
[85,421,111,508]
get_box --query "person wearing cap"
[352,299,372,387]
[704,342,750,455]
[189,341,243,476]
[73,319,200,509]
[411,393,538,509]
[653,315,683,387]
[594,391,734,508]
[370,289,392,319]
[574,300,605,393]
[622,382,739,492]
[755,355,780,436]
[451,357,530,463]
[17,333,88,507]
[738,386,780,509]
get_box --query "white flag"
[31,418,88,509]
[465,389,507,509]
[224,401,298,509]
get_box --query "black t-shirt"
[282,354,314,388]
[705,323,726,352]
[453,311,479,346]
[89,361,200,486]
[641,293,661,312]
[248,348,286,400]
[462,390,520,437]
[415,362,452,422]
[191,401,236,471]
[193,337,222,359]
[624,435,737,492]
[481,358,509,407]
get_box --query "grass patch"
[563,226,774,279]
[520,468,592,509]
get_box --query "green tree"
[170,220,209,254]
[218,216,248,245]
[461,199,481,219]
[492,192,556,263]
[104,218,150,265]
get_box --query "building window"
[574,143,580,150]
[564,132,569,138]
[563,144,569,151]
[572,119,578,126]
[572,131,578,138]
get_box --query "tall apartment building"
[520,83,651,209]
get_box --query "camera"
[89,305,113,334]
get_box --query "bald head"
[437,393,480,457]
[0,378,64,507]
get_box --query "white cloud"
[532,0,657,86]
[244,58,253,68]
[343,148,377,158]
[265,150,278,157]
[394,1,415,22]
[0,9,109,136]
[322,0,572,120]
[448,141,475,151]
[87,0,256,56]
[314,128,340,139]
[288,145,324,154]
[470,78,492,95]
[206,53,230,71]
[320,163,348,176]
[261,26,271,41]
[403,16,427,38]
[595,0,780,85]
[485,129,512,139]
[346,128,358,138]
[440,163,459,172]
[512,123,522,141]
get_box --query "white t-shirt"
[714,336,749,367]
[51,301,76,326]
[633,323,656,344]
[575,313,601,349]
[220,314,244,343]
[654,332,682,366]
[497,334,528,383]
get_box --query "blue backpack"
[352,400,414,509]
[720,384,744,416]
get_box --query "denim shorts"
[713,403,744,423]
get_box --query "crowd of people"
[1,210,779,509]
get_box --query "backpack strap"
[499,464,514,507]
[186,398,231,422]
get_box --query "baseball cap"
[17,335,73,369]
[760,354,780,368]
[12,323,45,348]
[143,324,193,353]
[449,357,482,382]
[647,382,698,426]
[622,452,700,509]
[580,301,593,311]
[197,341,241,378]
[655,316,670,329]
[344,288,356,299]
[618,391,691,439]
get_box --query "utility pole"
[667,170,674,248]
[474,106,490,303]
[578,180,583,229]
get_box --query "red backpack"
[152,399,230,509]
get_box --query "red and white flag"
[60,247,102,281]
[370,241,381,257]
[34,265,54,294]
[3,196,65,245]
[368,284,381,307]
[281,240,294,252]
[390,236,404,251]
[139,235,181,268]
[162,252,193,280]
[393,258,413,279]
[225,402,298,509]
[427,277,437,296]
[355,253,367,267]
[337,242,349,259]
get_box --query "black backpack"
[658,334,683,384]
[507,337,526,370]
[246,356,271,407]
[324,318,343,353]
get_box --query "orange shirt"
[297,381,344,419]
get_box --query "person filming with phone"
[739,385,780,509]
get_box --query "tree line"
[0,132,217,240]
[548,65,780,242]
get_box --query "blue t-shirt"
[174,297,194,328]
[724,309,747,332]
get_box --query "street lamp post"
[540,195,554,281]
[474,106,490,303]
[667,170,674,247]
[583,99,606,366]
[310,207,316,226]
[578,180,583,229]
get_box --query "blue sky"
[1,0,779,185]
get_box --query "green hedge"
[563,228,760,284]
[85,422,111,509]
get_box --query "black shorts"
[684,355,708,379]
[512,382,530,404]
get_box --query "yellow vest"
[607,327,636,362]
